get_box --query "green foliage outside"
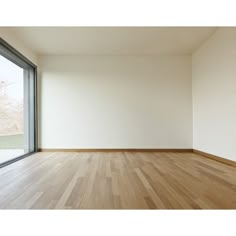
[0,134,24,149]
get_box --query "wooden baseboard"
[38,148,236,167]
[38,148,193,153]
[193,149,236,168]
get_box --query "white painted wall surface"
[39,55,192,149]
[192,28,236,161]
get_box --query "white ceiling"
[8,27,217,55]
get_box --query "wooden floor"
[0,151,236,209]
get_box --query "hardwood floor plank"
[0,151,236,209]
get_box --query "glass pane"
[0,55,27,163]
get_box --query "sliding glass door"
[0,38,37,166]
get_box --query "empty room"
[0,26,236,210]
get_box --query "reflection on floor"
[0,149,24,163]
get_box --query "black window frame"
[0,37,38,168]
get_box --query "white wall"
[2,27,236,157]
[192,28,236,161]
[39,55,192,149]
[0,28,38,65]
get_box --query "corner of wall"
[0,27,38,65]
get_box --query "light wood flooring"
[0,151,236,209]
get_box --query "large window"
[0,38,37,166]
